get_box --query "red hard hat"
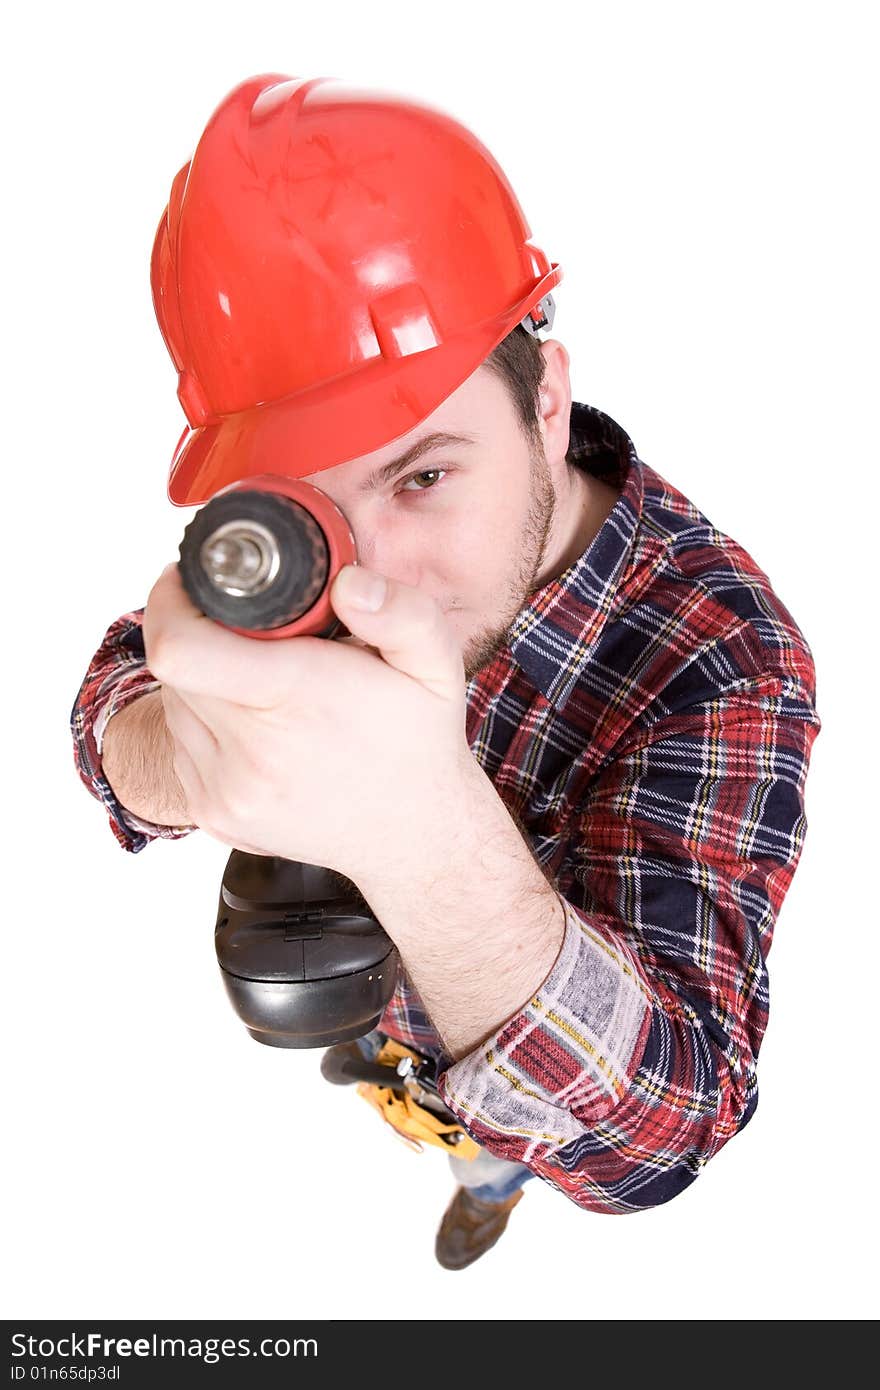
[151,73,562,507]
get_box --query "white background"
[3,0,876,1322]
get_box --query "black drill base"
[215,850,399,1049]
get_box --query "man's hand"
[141,561,472,879]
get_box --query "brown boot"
[435,1185,525,1271]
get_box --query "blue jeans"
[355,1029,535,1205]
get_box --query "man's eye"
[399,468,446,494]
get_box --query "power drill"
[176,474,399,1049]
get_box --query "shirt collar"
[505,400,645,710]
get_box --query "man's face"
[301,351,567,681]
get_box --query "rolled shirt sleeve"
[70,609,197,853]
[436,673,821,1213]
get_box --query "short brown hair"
[482,324,547,451]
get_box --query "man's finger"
[143,562,304,705]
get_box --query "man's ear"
[538,339,573,472]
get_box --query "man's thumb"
[329,564,463,700]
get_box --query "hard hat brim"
[167,267,561,507]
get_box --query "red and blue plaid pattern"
[70,401,820,1213]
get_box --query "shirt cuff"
[436,898,653,1159]
[94,669,161,757]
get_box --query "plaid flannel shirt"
[70,401,820,1214]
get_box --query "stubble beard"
[460,442,557,682]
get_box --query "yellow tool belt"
[356,1037,481,1161]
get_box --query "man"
[70,74,820,1271]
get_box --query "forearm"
[101,688,193,828]
[355,754,566,1061]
